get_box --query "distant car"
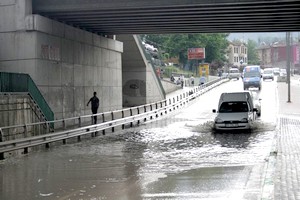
[262,68,274,81]
[228,68,240,80]
[212,92,257,131]
[280,68,287,77]
[250,91,261,117]
[273,68,280,76]
[242,65,262,90]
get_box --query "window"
[234,47,239,53]
[219,102,249,113]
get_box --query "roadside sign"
[188,48,205,60]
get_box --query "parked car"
[212,92,257,131]
[262,68,274,81]
[228,68,240,80]
[250,91,261,117]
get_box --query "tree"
[141,33,229,70]
[247,39,260,65]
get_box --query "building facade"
[226,41,248,67]
[256,43,300,70]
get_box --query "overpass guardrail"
[0,77,228,159]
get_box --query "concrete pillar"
[15,0,32,30]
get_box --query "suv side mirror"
[253,108,258,112]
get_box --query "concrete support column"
[16,0,32,30]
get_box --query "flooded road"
[0,79,278,200]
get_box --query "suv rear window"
[229,69,239,73]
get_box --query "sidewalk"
[273,76,300,200]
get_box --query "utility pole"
[286,32,291,103]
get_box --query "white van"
[228,68,240,80]
[212,92,257,130]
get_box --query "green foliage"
[247,39,260,65]
[163,66,193,78]
[141,33,229,66]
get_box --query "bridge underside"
[32,0,300,35]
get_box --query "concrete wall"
[0,0,123,120]
[0,94,47,139]
[117,35,165,107]
[161,80,181,94]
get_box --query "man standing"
[190,75,195,86]
[87,92,99,124]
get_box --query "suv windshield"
[219,102,249,113]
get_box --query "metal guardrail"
[0,77,228,159]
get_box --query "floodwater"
[0,79,278,200]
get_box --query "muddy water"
[0,80,278,200]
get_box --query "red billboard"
[188,48,205,60]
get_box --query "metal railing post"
[62,119,66,130]
[144,106,147,122]
[122,110,125,129]
[24,124,28,138]
[137,108,140,124]
[130,108,133,127]
[78,117,81,127]
[0,128,3,142]
[111,112,115,132]
[102,113,105,135]
[0,128,3,160]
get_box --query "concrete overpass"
[0,0,299,126]
[32,0,300,34]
